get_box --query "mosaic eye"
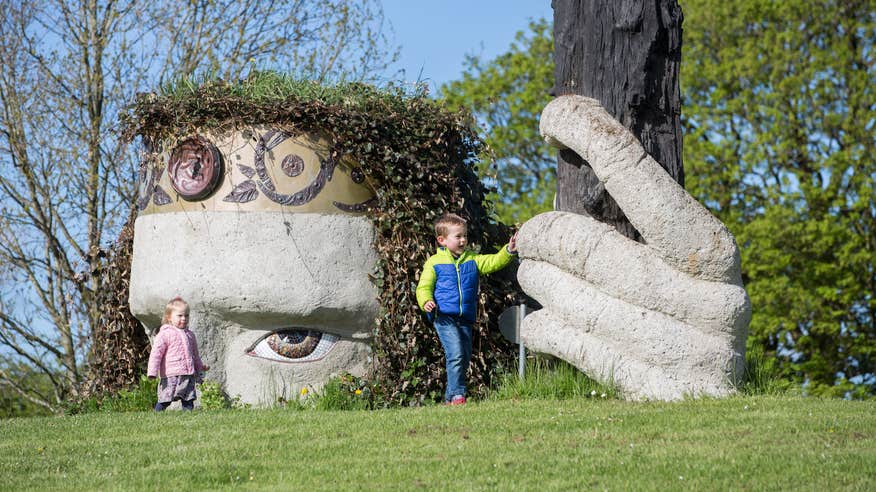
[167,136,223,200]
[247,329,337,363]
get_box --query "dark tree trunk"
[552,0,684,240]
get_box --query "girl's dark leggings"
[154,400,194,411]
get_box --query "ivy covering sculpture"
[106,73,519,406]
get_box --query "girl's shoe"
[449,395,466,405]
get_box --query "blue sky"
[381,1,552,90]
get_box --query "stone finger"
[520,308,735,401]
[518,259,744,362]
[517,211,751,335]
[539,95,741,283]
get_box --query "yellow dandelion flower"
[300,387,309,396]
[355,389,362,395]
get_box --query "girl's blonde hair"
[160,296,189,326]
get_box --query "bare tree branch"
[0,370,58,413]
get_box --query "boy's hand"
[202,365,210,371]
[508,231,518,253]
[423,300,436,312]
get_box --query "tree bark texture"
[552,0,684,240]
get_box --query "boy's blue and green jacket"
[416,245,516,323]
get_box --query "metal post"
[518,304,526,380]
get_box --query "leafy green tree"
[681,0,875,397]
[441,19,555,225]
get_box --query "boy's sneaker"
[449,395,466,406]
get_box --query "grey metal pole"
[518,304,526,380]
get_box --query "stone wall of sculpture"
[129,128,378,405]
[517,96,752,400]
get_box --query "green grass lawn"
[1,396,873,490]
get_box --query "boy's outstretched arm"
[474,235,518,274]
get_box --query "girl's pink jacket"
[147,324,205,378]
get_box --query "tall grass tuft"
[740,344,789,395]
[489,356,618,400]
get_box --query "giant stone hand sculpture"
[517,96,751,400]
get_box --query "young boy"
[416,213,518,405]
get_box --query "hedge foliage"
[84,205,150,398]
[102,72,524,405]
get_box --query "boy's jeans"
[433,314,473,402]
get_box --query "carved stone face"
[129,127,378,405]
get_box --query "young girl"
[147,297,209,411]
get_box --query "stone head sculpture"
[121,75,519,406]
[129,127,379,405]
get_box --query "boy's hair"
[434,213,467,238]
[161,296,189,325]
